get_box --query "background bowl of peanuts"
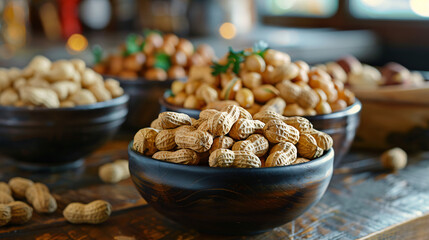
[160,42,361,165]
[92,31,214,130]
[331,56,429,151]
[128,107,334,234]
[0,56,129,169]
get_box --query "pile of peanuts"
[0,56,124,108]
[333,56,424,89]
[93,32,215,81]
[0,177,112,227]
[133,105,333,168]
[165,46,356,117]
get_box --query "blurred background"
[1,0,428,70]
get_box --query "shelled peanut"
[334,55,424,89]
[0,56,124,108]
[164,41,356,117]
[92,31,215,81]
[132,106,333,168]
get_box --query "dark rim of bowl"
[0,94,129,112]
[103,75,187,85]
[160,96,362,119]
[128,141,334,173]
[306,99,362,120]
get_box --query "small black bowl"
[129,143,334,235]
[306,99,361,166]
[0,95,129,170]
[160,97,361,167]
[112,76,185,131]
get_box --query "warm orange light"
[5,22,26,44]
[410,0,429,17]
[66,34,88,53]
[219,22,237,40]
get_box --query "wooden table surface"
[0,137,428,240]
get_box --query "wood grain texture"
[0,138,428,239]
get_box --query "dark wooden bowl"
[306,99,361,166]
[0,95,129,170]
[113,76,185,131]
[129,143,334,235]
[160,98,361,167]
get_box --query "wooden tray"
[351,81,429,151]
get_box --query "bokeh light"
[410,0,429,17]
[219,22,237,40]
[66,34,88,53]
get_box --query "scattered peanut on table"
[380,147,407,171]
[63,200,112,224]
[0,201,33,226]
[1,177,112,227]
[25,183,57,213]
[0,182,13,204]
[8,177,34,199]
[99,160,130,184]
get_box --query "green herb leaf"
[210,41,270,76]
[154,53,171,71]
[92,45,103,64]
[140,41,146,51]
[124,34,140,56]
[211,62,230,76]
[228,47,245,75]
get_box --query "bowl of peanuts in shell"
[0,56,129,170]
[160,42,361,166]
[128,105,334,235]
[92,31,215,130]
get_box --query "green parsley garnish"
[211,41,269,76]
[123,34,141,56]
[154,53,171,71]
